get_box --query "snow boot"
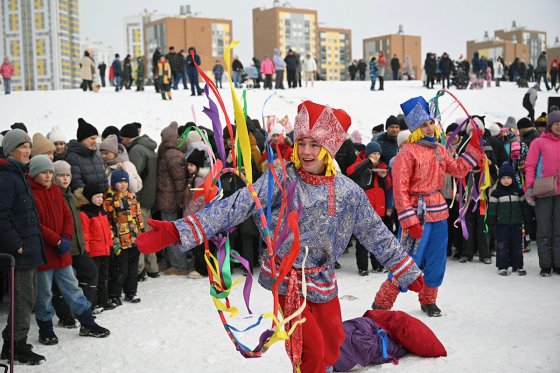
[1,338,45,365]
[124,294,141,303]
[77,310,110,338]
[372,279,400,310]
[420,304,442,317]
[57,317,77,329]
[419,286,442,317]
[37,319,59,345]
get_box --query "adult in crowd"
[524,111,560,277]
[260,55,274,89]
[302,53,317,88]
[65,118,107,205]
[112,54,122,92]
[99,134,142,193]
[98,61,107,87]
[284,49,298,89]
[439,52,453,89]
[390,54,400,80]
[121,123,160,279]
[273,48,285,89]
[377,115,401,165]
[122,54,133,90]
[231,56,244,89]
[212,59,224,89]
[534,51,551,91]
[186,47,203,96]
[0,130,46,365]
[155,122,188,275]
[80,51,95,92]
[0,56,15,94]
[171,48,187,90]
[151,47,162,93]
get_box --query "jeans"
[187,70,202,94]
[35,266,90,322]
[3,78,11,94]
[114,76,122,91]
[100,75,106,87]
[161,211,188,270]
[535,72,551,90]
[392,70,398,80]
[232,71,242,88]
[2,268,36,341]
[214,75,222,88]
[275,70,284,89]
[173,71,187,89]
[370,77,377,90]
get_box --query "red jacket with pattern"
[28,177,73,271]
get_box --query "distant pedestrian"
[80,51,95,91]
[136,58,145,91]
[302,53,317,87]
[112,54,122,92]
[98,62,107,87]
[390,54,400,80]
[0,56,14,94]
[186,47,203,95]
[212,60,224,89]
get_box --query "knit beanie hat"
[504,116,517,130]
[487,122,502,137]
[498,162,515,179]
[186,148,206,168]
[445,123,459,134]
[102,126,121,140]
[53,160,71,177]
[2,129,32,157]
[223,125,236,140]
[535,112,547,128]
[268,123,285,138]
[349,129,363,144]
[47,126,67,143]
[365,141,382,156]
[29,155,54,178]
[30,132,55,157]
[99,134,119,155]
[372,124,384,133]
[11,122,28,133]
[77,118,98,142]
[120,123,139,139]
[111,169,129,188]
[385,115,400,129]
[516,117,533,130]
[83,183,105,203]
[547,110,560,127]
[161,121,179,143]
[397,130,411,148]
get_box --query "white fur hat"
[47,126,67,143]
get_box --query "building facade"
[252,6,318,64]
[363,34,421,80]
[81,39,114,68]
[0,0,81,91]
[124,11,164,58]
[466,39,528,65]
[494,23,546,66]
[144,16,232,76]
[318,27,351,81]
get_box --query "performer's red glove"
[406,223,423,240]
[469,127,484,149]
[407,275,425,293]
[137,219,180,254]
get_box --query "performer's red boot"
[372,280,400,310]
[419,285,441,317]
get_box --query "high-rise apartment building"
[144,15,232,75]
[318,27,351,81]
[494,21,546,66]
[124,10,164,58]
[252,6,318,62]
[363,33,421,80]
[0,0,81,91]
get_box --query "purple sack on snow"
[333,317,407,372]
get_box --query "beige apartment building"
[252,6,318,63]
[466,39,528,65]
[363,34,421,80]
[318,27,351,81]
[144,16,232,76]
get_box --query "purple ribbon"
[202,84,226,163]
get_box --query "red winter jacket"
[28,177,73,271]
[347,158,391,217]
[80,205,113,257]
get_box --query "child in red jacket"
[80,183,117,310]
[28,155,110,346]
[347,141,392,275]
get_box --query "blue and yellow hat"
[400,96,434,132]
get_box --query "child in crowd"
[182,149,209,278]
[488,163,532,276]
[347,141,392,275]
[81,183,118,310]
[28,155,110,345]
[104,169,144,304]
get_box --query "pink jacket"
[0,63,14,79]
[260,59,274,75]
[524,132,560,194]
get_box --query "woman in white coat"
[80,51,95,91]
[98,134,143,193]
[302,53,317,87]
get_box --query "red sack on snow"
[363,310,447,357]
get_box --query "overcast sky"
[80,0,559,62]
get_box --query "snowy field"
[1,80,560,372]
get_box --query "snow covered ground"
[1,80,560,372]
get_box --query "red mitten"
[137,219,180,254]
[406,223,423,240]
[469,128,484,149]
[407,274,425,293]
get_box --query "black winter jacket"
[65,140,107,192]
[0,159,46,269]
[127,135,158,209]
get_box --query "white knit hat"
[268,123,285,137]
[47,126,67,143]
[397,130,411,148]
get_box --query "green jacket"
[487,187,531,225]
[61,186,87,255]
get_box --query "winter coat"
[172,52,185,73]
[369,60,379,79]
[212,63,224,78]
[261,139,293,164]
[186,53,201,73]
[151,49,162,74]
[126,135,158,209]
[260,58,274,75]
[521,128,540,149]
[80,204,113,257]
[112,58,122,77]
[551,57,559,72]
[0,159,46,269]
[103,188,144,249]
[424,55,436,75]
[0,62,15,79]
[157,61,172,84]
[232,59,243,72]
[273,50,285,71]
[101,144,143,193]
[524,132,560,193]
[347,159,392,217]
[183,174,205,217]
[98,62,106,75]
[136,61,145,80]
[65,140,107,192]
[165,52,177,72]
[29,177,73,272]
[495,61,504,78]
[390,57,400,72]
[377,133,399,165]
[535,52,547,73]
[60,186,87,256]
[488,184,531,225]
[302,56,317,72]
[525,87,537,107]
[439,56,453,75]
[123,57,132,79]
[284,54,298,71]
[156,125,188,212]
[80,56,95,80]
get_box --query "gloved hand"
[56,236,73,256]
[113,237,122,256]
[137,219,180,254]
[469,127,484,149]
[406,223,423,240]
[407,274,425,293]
